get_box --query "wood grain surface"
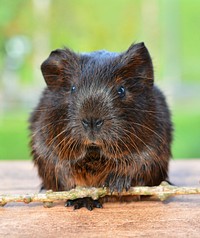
[0,160,200,238]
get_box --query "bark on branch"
[1,182,200,207]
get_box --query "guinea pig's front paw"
[104,173,132,193]
[65,197,103,211]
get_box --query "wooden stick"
[0,182,200,207]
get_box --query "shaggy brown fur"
[29,42,173,210]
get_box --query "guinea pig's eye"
[117,86,126,98]
[71,85,76,93]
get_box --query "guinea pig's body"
[30,43,173,209]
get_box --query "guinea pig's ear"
[41,48,79,89]
[117,42,154,86]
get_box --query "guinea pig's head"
[41,42,154,161]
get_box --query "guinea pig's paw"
[105,173,132,193]
[65,197,103,211]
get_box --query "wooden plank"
[0,160,200,238]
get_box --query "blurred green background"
[0,0,200,160]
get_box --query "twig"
[0,182,200,207]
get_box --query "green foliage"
[180,0,200,82]
[50,0,140,51]
[0,112,30,160]
[172,105,200,158]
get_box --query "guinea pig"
[29,42,173,210]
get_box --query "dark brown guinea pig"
[29,42,173,210]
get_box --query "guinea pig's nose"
[81,118,104,130]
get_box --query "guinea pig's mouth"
[83,138,101,147]
[86,142,100,150]
[90,142,98,147]
[83,139,127,158]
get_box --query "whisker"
[131,122,164,143]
